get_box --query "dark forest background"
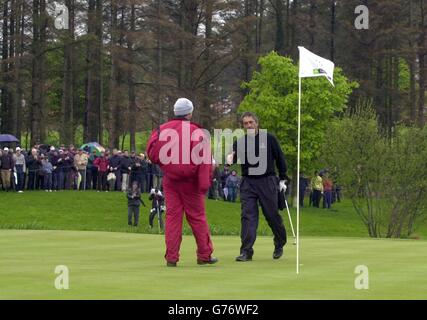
[1,0,426,150]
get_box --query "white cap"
[50,146,55,151]
[174,98,194,116]
[16,147,21,151]
[3,147,9,151]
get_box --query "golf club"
[285,199,297,245]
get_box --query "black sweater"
[232,132,287,180]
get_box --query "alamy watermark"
[153,122,268,176]
[54,265,69,290]
[53,2,69,30]
[355,5,369,30]
[354,265,369,290]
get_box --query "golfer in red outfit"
[146,98,218,267]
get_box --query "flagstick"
[296,76,302,275]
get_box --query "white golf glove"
[279,180,287,193]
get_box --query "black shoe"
[235,254,252,262]
[197,257,218,265]
[167,261,177,267]
[273,247,284,260]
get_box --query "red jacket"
[323,179,333,192]
[93,156,109,172]
[146,119,213,193]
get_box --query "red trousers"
[163,176,214,262]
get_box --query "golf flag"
[298,46,334,86]
[295,47,335,274]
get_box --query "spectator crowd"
[0,144,163,193]
[1,144,341,210]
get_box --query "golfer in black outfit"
[228,112,288,261]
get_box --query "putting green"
[0,230,426,300]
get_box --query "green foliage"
[44,45,65,122]
[238,51,358,176]
[320,100,427,238]
[398,58,410,92]
[384,125,427,237]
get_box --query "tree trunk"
[108,1,119,149]
[274,0,285,55]
[14,0,25,142]
[330,0,335,61]
[308,0,316,50]
[156,0,164,122]
[84,0,103,143]
[201,0,213,129]
[289,0,298,60]
[1,0,9,134]
[418,0,426,127]
[128,4,136,152]
[408,0,417,124]
[30,0,47,146]
[255,0,264,54]
[8,0,17,136]
[61,0,75,145]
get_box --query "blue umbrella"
[0,134,19,143]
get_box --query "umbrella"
[0,134,19,143]
[80,142,106,156]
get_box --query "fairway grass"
[1,230,426,300]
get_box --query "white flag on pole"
[298,46,334,86]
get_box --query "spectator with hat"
[13,147,26,193]
[0,147,14,191]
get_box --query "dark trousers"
[36,173,44,190]
[208,180,219,199]
[91,168,98,190]
[128,205,140,226]
[97,171,108,191]
[27,171,36,190]
[52,171,60,190]
[114,170,122,191]
[324,191,332,208]
[58,171,65,190]
[312,190,322,208]
[86,168,92,189]
[239,176,287,257]
[299,189,306,207]
[63,171,71,190]
[146,173,152,192]
[227,186,237,202]
[149,206,164,229]
[16,169,25,191]
[44,173,52,190]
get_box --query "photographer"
[148,188,165,230]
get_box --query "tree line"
[0,0,426,150]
